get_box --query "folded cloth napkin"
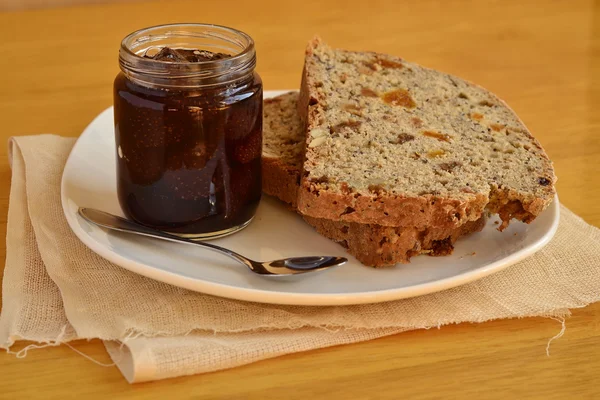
[1,134,599,383]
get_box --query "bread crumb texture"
[298,37,556,229]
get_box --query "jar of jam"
[114,24,263,239]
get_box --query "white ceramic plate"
[61,90,560,306]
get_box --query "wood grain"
[1,0,144,12]
[0,0,599,398]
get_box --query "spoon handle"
[78,208,255,269]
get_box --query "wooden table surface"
[1,0,599,398]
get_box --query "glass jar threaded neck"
[119,23,256,88]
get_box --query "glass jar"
[114,24,263,239]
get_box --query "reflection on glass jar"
[114,24,263,239]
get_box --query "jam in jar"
[114,24,262,239]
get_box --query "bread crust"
[303,214,486,267]
[262,156,300,208]
[298,185,488,230]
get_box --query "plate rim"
[60,92,560,306]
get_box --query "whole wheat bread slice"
[297,37,556,230]
[262,92,305,209]
[263,92,485,266]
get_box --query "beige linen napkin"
[2,134,599,383]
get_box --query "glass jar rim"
[119,23,256,87]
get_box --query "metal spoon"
[78,208,347,276]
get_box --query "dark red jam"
[114,48,262,235]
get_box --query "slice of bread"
[263,92,485,266]
[262,92,304,208]
[297,37,556,231]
